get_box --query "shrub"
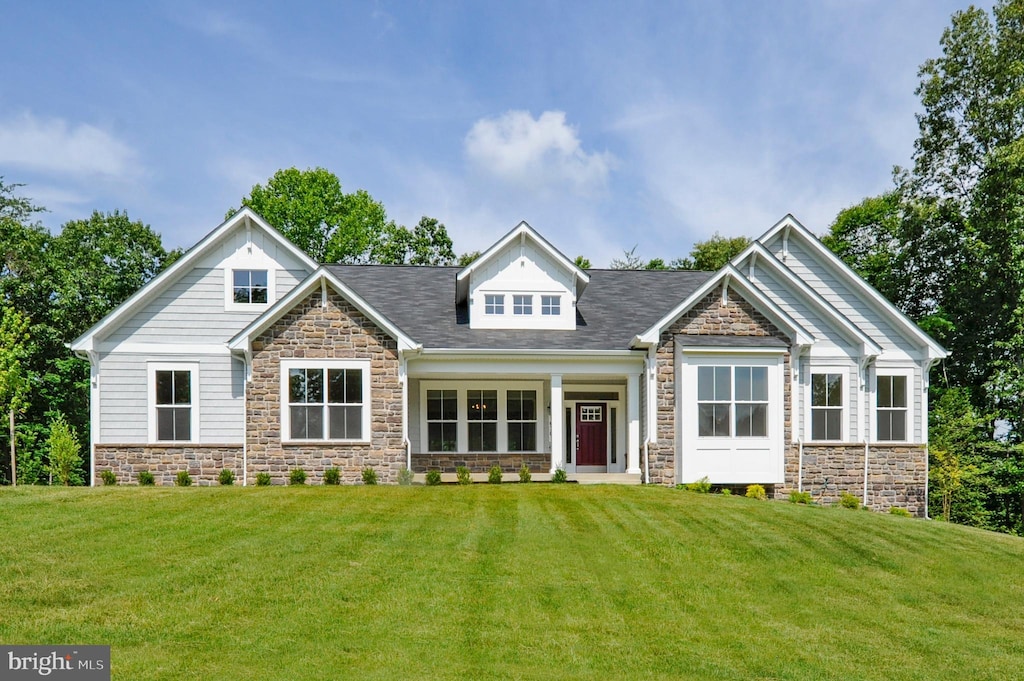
[175,471,193,487]
[137,470,155,486]
[889,506,912,517]
[685,476,712,493]
[519,463,532,483]
[361,467,378,485]
[456,466,472,485]
[789,490,813,504]
[425,469,442,486]
[289,468,307,485]
[218,468,235,486]
[488,465,503,484]
[552,468,568,483]
[745,484,767,501]
[839,492,861,510]
[47,413,82,486]
[323,467,341,485]
[255,472,272,486]
[398,468,414,486]
[720,488,731,496]
[100,470,117,486]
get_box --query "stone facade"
[94,444,242,485]
[648,285,790,486]
[246,289,405,485]
[412,452,549,474]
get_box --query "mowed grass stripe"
[1,485,1023,680]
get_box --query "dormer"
[456,221,589,330]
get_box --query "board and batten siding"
[97,353,245,444]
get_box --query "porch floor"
[412,472,642,485]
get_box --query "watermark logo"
[1,646,109,680]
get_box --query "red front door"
[576,403,607,466]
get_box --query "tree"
[0,304,30,485]
[372,217,456,265]
[573,255,591,269]
[674,233,751,271]
[609,245,646,269]
[47,412,81,486]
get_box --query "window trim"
[419,381,545,453]
[147,362,199,444]
[224,267,276,312]
[280,359,372,444]
[541,294,560,316]
[696,365,769,438]
[513,294,533,316]
[872,366,914,444]
[807,366,847,443]
[484,293,505,315]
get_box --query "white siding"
[408,377,421,453]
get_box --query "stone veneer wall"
[648,285,791,486]
[94,444,242,485]
[412,452,549,474]
[246,290,405,485]
[777,444,927,516]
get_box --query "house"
[71,209,947,514]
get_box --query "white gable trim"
[733,241,882,357]
[455,221,589,303]
[633,265,814,347]
[757,214,948,360]
[70,208,317,353]
[228,268,419,353]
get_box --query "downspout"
[241,349,252,487]
[74,348,99,487]
[923,358,939,520]
[860,356,874,508]
[643,347,656,484]
[400,354,411,472]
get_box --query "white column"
[627,372,641,474]
[550,375,564,473]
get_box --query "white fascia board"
[455,221,590,302]
[634,265,814,347]
[416,348,641,359]
[733,242,882,357]
[70,208,316,353]
[228,268,419,353]
[756,214,948,361]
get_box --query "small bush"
[100,470,117,486]
[889,506,912,517]
[398,468,414,486]
[720,488,731,496]
[839,492,861,510]
[175,471,193,487]
[456,466,472,485]
[685,476,712,493]
[425,469,442,486]
[47,413,82,486]
[218,468,235,485]
[745,484,767,501]
[137,470,155,486]
[289,468,307,485]
[789,490,813,504]
[488,465,503,484]
[324,467,341,485]
[255,472,272,486]
[362,467,378,485]
[552,468,568,483]
[519,463,532,483]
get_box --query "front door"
[576,403,607,466]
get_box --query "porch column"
[550,374,564,473]
[627,372,641,474]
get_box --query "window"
[485,294,504,315]
[467,390,498,451]
[811,373,843,440]
[506,390,537,452]
[541,295,560,316]
[282,361,369,441]
[697,366,766,437]
[513,294,532,315]
[155,370,192,441]
[427,390,458,452]
[877,375,908,441]
[232,269,268,304]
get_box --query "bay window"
[697,366,767,437]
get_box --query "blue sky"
[1,1,974,266]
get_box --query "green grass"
[1,485,1023,680]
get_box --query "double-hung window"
[513,294,532,315]
[877,375,908,441]
[697,366,767,437]
[467,389,498,451]
[507,390,537,452]
[149,363,198,443]
[485,294,504,315]
[541,295,560,316]
[426,390,458,452]
[811,372,843,441]
[283,361,369,441]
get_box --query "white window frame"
[541,295,560,316]
[147,362,200,444]
[224,267,276,312]
[807,365,847,442]
[484,294,504,315]
[419,381,545,454]
[513,294,533,315]
[872,366,914,444]
[280,359,371,444]
[695,365,770,438]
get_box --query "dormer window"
[233,270,268,304]
[541,295,560,316]
[485,294,504,315]
[513,295,532,315]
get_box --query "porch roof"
[327,265,713,350]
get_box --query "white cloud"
[0,113,137,179]
[464,110,615,197]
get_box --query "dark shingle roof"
[328,265,714,351]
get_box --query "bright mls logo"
[2,646,109,680]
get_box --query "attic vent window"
[485,294,504,315]
[513,295,532,315]
[541,295,560,316]
[233,269,268,304]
